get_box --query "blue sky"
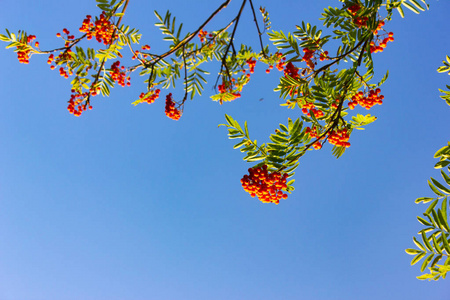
[0,0,449,299]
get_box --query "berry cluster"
[373,20,385,35]
[348,4,361,15]
[266,52,286,73]
[56,28,75,41]
[302,48,316,69]
[331,98,340,109]
[348,4,368,27]
[305,127,323,150]
[109,61,130,87]
[353,16,368,27]
[246,58,256,74]
[67,92,92,116]
[301,102,324,118]
[165,93,182,120]
[139,89,161,104]
[16,34,36,64]
[48,47,73,72]
[59,67,70,78]
[319,51,329,61]
[198,29,208,43]
[284,62,299,79]
[217,80,241,101]
[370,32,394,53]
[328,129,351,148]
[241,165,288,204]
[348,88,384,110]
[79,12,114,45]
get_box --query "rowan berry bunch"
[370,32,394,53]
[109,61,130,87]
[301,102,324,118]
[284,62,299,79]
[353,16,368,27]
[198,29,209,43]
[265,52,286,73]
[348,88,384,109]
[56,28,75,41]
[246,58,256,74]
[328,129,351,148]
[302,48,316,69]
[138,89,161,104]
[319,51,329,61]
[165,93,182,120]
[16,34,36,64]
[347,3,368,27]
[216,79,242,102]
[48,48,74,72]
[348,4,361,15]
[79,12,115,45]
[240,165,288,204]
[305,127,324,150]
[67,91,91,116]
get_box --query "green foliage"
[3,2,449,282]
[408,144,450,280]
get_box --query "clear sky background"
[0,1,449,299]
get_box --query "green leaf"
[397,6,405,17]
[411,252,426,265]
[425,199,439,215]
[441,171,450,186]
[402,2,420,14]
[441,233,450,254]
[415,197,435,204]
[432,234,443,254]
[421,231,433,251]
[435,161,450,169]
[405,248,423,255]
[430,254,443,268]
[421,253,434,272]
[417,273,435,280]
[409,0,426,11]
[434,145,450,158]
[430,178,450,194]
[417,216,432,226]
[428,180,446,196]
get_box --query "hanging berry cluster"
[67,92,91,116]
[79,12,115,45]
[266,52,286,73]
[284,62,299,79]
[302,48,316,69]
[370,32,394,53]
[217,79,241,101]
[348,88,384,109]
[301,102,324,118]
[16,34,36,64]
[109,61,130,87]
[328,129,351,148]
[165,93,182,120]
[139,89,161,104]
[305,127,324,150]
[240,165,288,204]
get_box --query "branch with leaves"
[0,0,432,204]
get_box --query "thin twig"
[248,0,267,57]
[182,44,188,106]
[219,0,247,80]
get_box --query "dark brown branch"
[182,44,188,106]
[312,38,366,78]
[219,0,247,79]
[248,0,267,57]
[145,0,232,68]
